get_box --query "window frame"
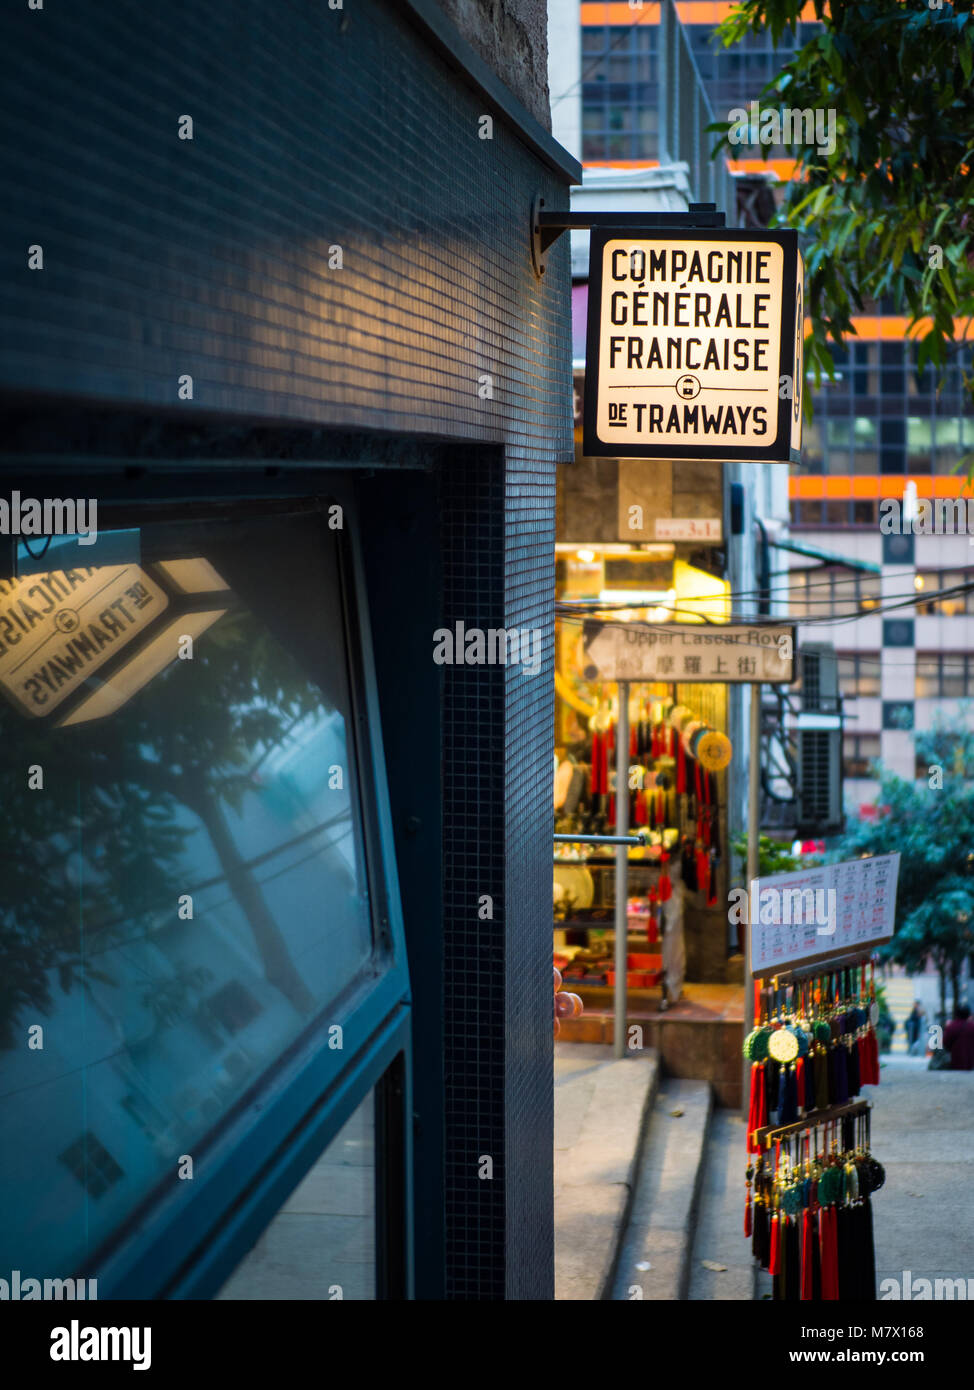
[57,476,413,1300]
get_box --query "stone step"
[554,1043,661,1301]
[609,1077,713,1301]
[687,1107,761,1299]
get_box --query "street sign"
[581,620,796,684]
[583,228,803,462]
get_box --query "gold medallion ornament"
[767,1026,800,1063]
[696,730,732,772]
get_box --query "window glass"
[0,508,375,1277]
[914,655,940,698]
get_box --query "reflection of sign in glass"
[0,566,169,717]
[584,229,803,463]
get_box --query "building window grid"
[843,734,881,780]
[788,567,881,618]
[837,652,881,699]
[915,652,974,699]
[915,570,974,618]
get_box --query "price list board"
[749,853,899,975]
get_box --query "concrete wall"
[441,0,552,130]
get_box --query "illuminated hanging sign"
[583,229,803,463]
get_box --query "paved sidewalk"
[870,1055,974,1293]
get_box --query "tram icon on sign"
[54,609,80,634]
[675,374,701,400]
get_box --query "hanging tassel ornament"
[658,851,672,902]
[769,1207,781,1276]
[801,1207,814,1300]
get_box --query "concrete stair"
[609,1077,713,1300]
[554,1044,661,1301]
[554,1048,761,1301]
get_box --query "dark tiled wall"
[3,0,571,449]
[2,0,571,1298]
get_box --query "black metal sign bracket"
[530,195,726,278]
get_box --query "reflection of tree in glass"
[0,607,331,1046]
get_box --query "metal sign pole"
[743,680,761,1114]
[614,681,630,1060]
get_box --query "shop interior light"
[554,542,675,559]
[575,549,596,563]
[914,575,925,590]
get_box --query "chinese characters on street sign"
[581,621,796,684]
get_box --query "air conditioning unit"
[796,726,844,837]
[799,643,839,714]
[796,644,844,835]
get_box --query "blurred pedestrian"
[904,1000,926,1056]
[943,1004,974,1071]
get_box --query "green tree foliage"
[731,831,803,877]
[713,0,974,400]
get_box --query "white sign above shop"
[654,518,722,541]
[581,620,796,684]
[583,229,803,463]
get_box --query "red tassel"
[696,846,709,897]
[659,852,672,902]
[744,1189,753,1238]
[820,1205,839,1300]
[746,1063,761,1153]
[801,1209,814,1299]
[795,1055,805,1111]
[630,723,638,758]
[756,1062,767,1133]
[863,1027,879,1085]
[634,788,648,826]
[676,736,686,793]
[768,1212,781,1275]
